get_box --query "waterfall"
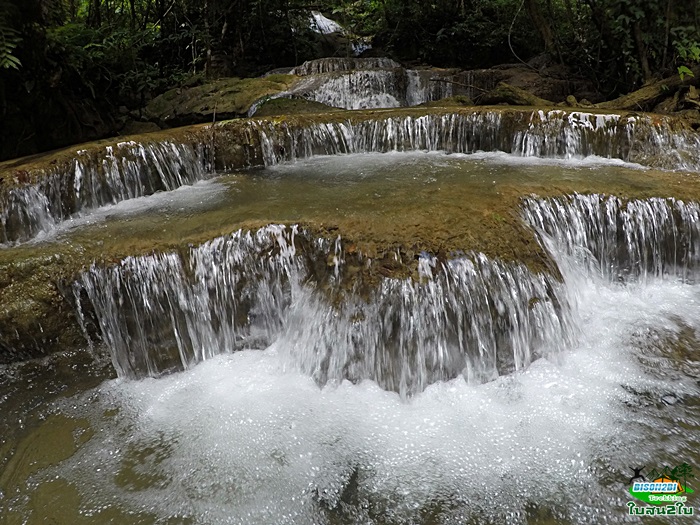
[75,187,700,396]
[0,140,209,245]
[289,70,405,110]
[250,112,508,165]
[309,11,344,35]
[247,110,700,171]
[5,108,700,245]
[290,58,402,76]
[306,13,371,56]
[75,225,573,396]
[522,194,700,282]
[405,69,454,106]
[279,59,485,112]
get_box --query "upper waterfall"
[290,57,402,76]
[261,58,487,112]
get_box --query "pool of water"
[1,152,699,524]
[7,150,698,260]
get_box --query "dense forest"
[0,0,699,160]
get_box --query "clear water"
[14,150,689,251]
[1,152,699,524]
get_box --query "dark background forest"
[0,0,698,160]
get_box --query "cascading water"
[249,110,700,171]
[405,69,454,106]
[289,58,402,76]
[306,13,371,56]
[76,225,573,396]
[6,109,699,245]
[288,70,406,110]
[4,139,700,523]
[267,58,486,112]
[54,185,700,524]
[522,193,700,282]
[0,140,209,245]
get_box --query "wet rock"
[253,97,341,117]
[479,82,553,106]
[120,120,161,135]
[144,75,298,127]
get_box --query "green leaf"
[691,46,700,61]
[678,65,695,81]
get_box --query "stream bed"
[1,151,699,524]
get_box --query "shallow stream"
[1,152,699,524]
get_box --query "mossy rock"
[145,76,298,127]
[419,95,474,108]
[254,97,343,116]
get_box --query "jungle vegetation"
[0,0,698,159]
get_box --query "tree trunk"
[204,0,212,78]
[598,65,700,111]
[479,82,554,106]
[633,21,652,82]
[524,0,558,59]
[129,0,136,28]
[89,0,102,27]
[661,0,673,71]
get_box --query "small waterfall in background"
[258,57,495,112]
[289,58,402,76]
[307,12,371,56]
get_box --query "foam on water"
[45,266,700,524]
[266,150,648,176]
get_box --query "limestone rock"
[145,75,298,127]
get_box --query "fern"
[0,0,21,70]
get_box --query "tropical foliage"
[0,0,698,159]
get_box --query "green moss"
[419,95,474,107]
[254,97,342,116]
[144,75,299,125]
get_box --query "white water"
[2,148,695,522]
[307,13,371,56]
[25,178,226,244]
[310,11,344,35]
[0,140,209,246]
[47,245,700,524]
[281,67,453,111]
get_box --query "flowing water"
[5,109,700,247]
[264,59,491,112]
[1,152,699,524]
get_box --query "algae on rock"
[145,75,298,127]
